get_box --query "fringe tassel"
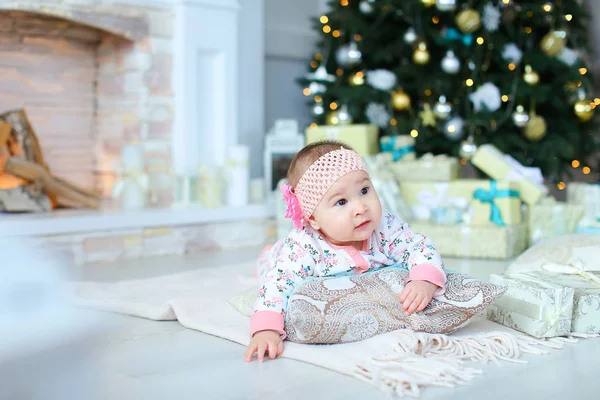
[353,329,577,398]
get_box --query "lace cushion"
[285,268,506,344]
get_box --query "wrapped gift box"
[471,144,548,206]
[380,135,416,162]
[392,153,459,182]
[399,180,522,226]
[363,154,413,223]
[575,222,600,234]
[537,268,600,335]
[567,182,600,222]
[305,124,379,157]
[487,272,575,338]
[409,222,527,260]
[529,198,584,245]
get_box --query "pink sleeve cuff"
[250,310,287,339]
[407,263,446,297]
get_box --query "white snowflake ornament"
[366,69,397,91]
[502,43,523,63]
[469,82,502,112]
[557,48,579,66]
[483,4,501,32]
[365,103,390,128]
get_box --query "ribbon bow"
[281,183,304,229]
[503,154,545,186]
[442,28,473,46]
[380,140,415,162]
[111,170,150,198]
[414,183,469,221]
[472,180,519,226]
[541,260,600,288]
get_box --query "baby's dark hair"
[287,140,355,187]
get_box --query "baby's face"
[308,170,382,246]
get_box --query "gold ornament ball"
[523,65,540,86]
[524,115,547,141]
[349,71,365,86]
[413,42,430,65]
[456,9,481,34]
[540,31,567,57]
[391,90,411,111]
[325,111,340,126]
[420,0,436,7]
[574,99,595,122]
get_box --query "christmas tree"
[299,0,598,181]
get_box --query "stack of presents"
[275,123,600,337]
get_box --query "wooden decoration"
[0,109,103,210]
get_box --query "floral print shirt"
[250,212,446,338]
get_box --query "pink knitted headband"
[281,147,368,229]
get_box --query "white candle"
[226,145,250,207]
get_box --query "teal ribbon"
[442,28,473,46]
[472,180,520,227]
[380,141,415,162]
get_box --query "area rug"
[72,261,578,398]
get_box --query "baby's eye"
[360,186,369,195]
[336,199,347,207]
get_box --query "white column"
[237,0,265,178]
[172,0,240,175]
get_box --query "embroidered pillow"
[506,234,600,274]
[284,268,506,344]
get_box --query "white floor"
[7,247,600,400]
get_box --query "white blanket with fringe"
[73,261,576,398]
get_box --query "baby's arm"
[245,236,317,362]
[381,213,446,312]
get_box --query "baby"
[244,141,446,362]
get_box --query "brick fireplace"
[0,1,174,203]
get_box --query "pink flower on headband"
[281,183,304,229]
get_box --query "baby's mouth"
[355,220,370,229]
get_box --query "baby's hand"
[244,330,284,362]
[400,280,439,315]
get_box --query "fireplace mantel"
[0,203,273,237]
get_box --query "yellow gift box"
[529,198,584,245]
[410,222,527,260]
[305,124,379,157]
[399,179,522,226]
[392,153,459,182]
[471,144,548,206]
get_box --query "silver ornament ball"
[436,0,457,12]
[359,0,375,14]
[404,27,417,45]
[443,116,465,141]
[337,104,353,125]
[434,95,452,119]
[459,137,478,160]
[336,41,362,67]
[512,105,529,128]
[441,50,461,74]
